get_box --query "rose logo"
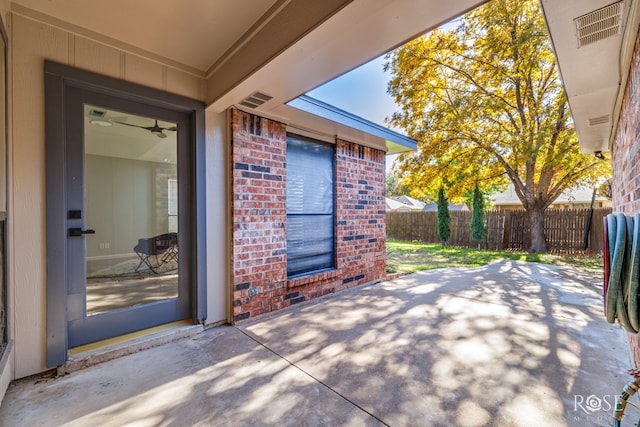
[584,395,602,413]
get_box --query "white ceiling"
[12,0,279,74]
[84,105,177,164]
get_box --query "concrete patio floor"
[0,260,637,426]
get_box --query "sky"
[306,55,400,172]
[305,18,460,173]
[306,16,460,128]
[306,55,398,129]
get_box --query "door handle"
[68,228,96,237]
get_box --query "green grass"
[386,240,603,274]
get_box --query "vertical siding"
[204,110,229,324]
[72,36,121,76]
[12,13,69,378]
[123,53,164,90]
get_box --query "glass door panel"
[84,105,179,316]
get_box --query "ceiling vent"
[238,92,273,109]
[88,108,106,117]
[588,114,611,126]
[575,1,624,47]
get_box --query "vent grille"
[588,115,611,126]
[89,109,106,117]
[575,1,624,47]
[238,92,273,109]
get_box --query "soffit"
[11,0,488,112]
[10,0,283,74]
[217,0,488,153]
[210,0,488,110]
[540,0,640,154]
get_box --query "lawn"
[386,240,603,274]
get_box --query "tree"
[386,172,400,196]
[437,186,451,244]
[385,172,410,197]
[385,0,610,252]
[598,178,612,200]
[470,183,486,247]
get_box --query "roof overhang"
[237,95,416,154]
[212,0,487,154]
[207,0,488,113]
[540,0,640,154]
[286,96,416,154]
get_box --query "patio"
[0,260,635,426]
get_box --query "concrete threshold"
[59,321,204,376]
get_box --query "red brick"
[612,30,640,366]
[231,109,386,324]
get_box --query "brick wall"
[231,109,386,322]
[611,30,640,365]
[334,140,386,284]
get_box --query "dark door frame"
[65,87,192,347]
[44,61,207,367]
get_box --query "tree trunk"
[528,207,548,253]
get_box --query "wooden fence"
[386,210,506,250]
[386,208,612,252]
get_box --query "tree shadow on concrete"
[0,260,634,426]
[241,260,635,426]
[0,326,383,426]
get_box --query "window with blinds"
[286,135,335,277]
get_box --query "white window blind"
[286,135,334,276]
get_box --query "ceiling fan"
[113,119,177,138]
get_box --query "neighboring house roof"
[422,202,469,212]
[385,197,422,211]
[390,195,425,209]
[491,184,608,206]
